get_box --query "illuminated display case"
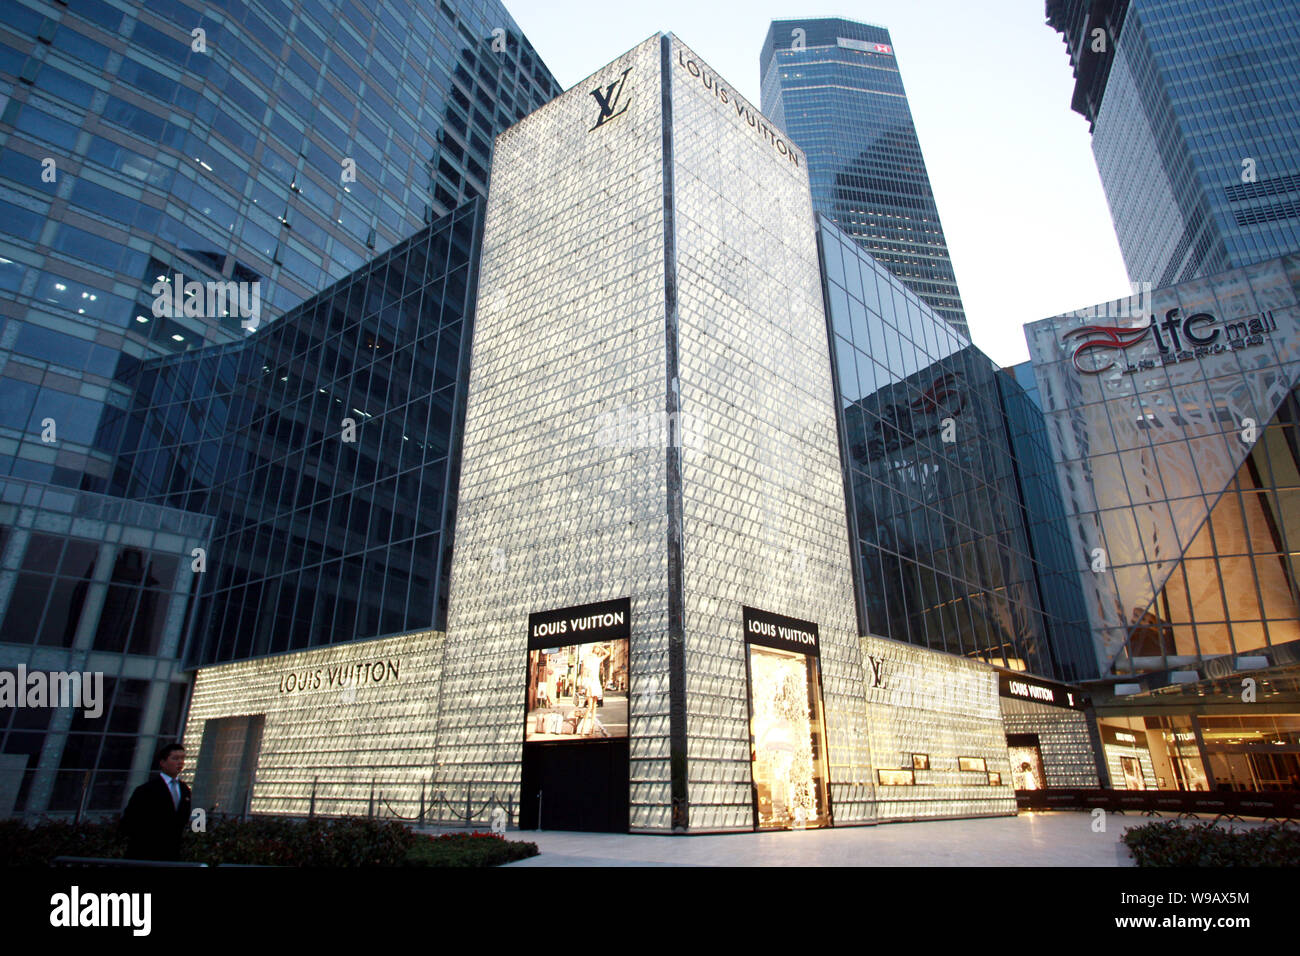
[743,607,831,829]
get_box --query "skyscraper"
[761,17,970,338]
[0,0,559,494]
[0,0,559,818]
[1047,0,1300,288]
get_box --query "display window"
[1008,743,1047,790]
[1120,755,1145,790]
[747,643,830,829]
[525,640,629,741]
[877,768,914,786]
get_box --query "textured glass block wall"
[861,634,1016,821]
[184,630,444,818]
[1025,255,1300,675]
[1000,697,1101,788]
[670,37,871,829]
[435,36,672,829]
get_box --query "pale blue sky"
[504,0,1133,366]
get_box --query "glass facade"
[108,201,484,666]
[0,0,559,817]
[0,478,207,815]
[1048,0,1300,288]
[819,215,1095,683]
[0,0,558,494]
[1000,362,1096,679]
[761,17,969,337]
[1026,254,1300,679]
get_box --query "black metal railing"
[1016,788,1299,823]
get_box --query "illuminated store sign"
[1101,724,1148,748]
[1062,308,1277,374]
[743,606,820,656]
[997,671,1087,710]
[528,598,630,648]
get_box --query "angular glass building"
[109,203,483,668]
[821,215,1095,683]
[1046,0,1300,288]
[0,0,559,818]
[1026,254,1300,791]
[761,17,969,337]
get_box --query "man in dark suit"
[121,743,191,861]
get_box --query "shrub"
[403,831,539,867]
[1122,820,1300,866]
[0,818,126,866]
[180,816,416,866]
[3,815,417,867]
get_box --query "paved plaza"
[504,811,1201,866]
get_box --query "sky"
[504,0,1134,367]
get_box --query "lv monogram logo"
[589,67,631,130]
[867,655,885,689]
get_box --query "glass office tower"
[110,202,484,668]
[0,0,559,818]
[0,200,484,816]
[761,18,969,338]
[819,216,1095,683]
[1047,0,1300,288]
[0,0,558,493]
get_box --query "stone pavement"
[504,811,1172,866]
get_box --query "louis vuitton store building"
[1025,255,1300,794]
[180,35,1036,833]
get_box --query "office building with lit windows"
[0,0,558,818]
[761,17,969,337]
